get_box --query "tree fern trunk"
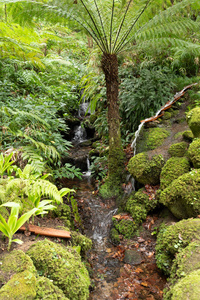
[101,53,125,197]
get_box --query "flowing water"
[63,176,166,300]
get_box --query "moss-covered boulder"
[127,153,164,185]
[126,188,158,212]
[160,169,200,219]
[0,250,36,285]
[112,218,137,238]
[164,270,200,300]
[0,270,37,300]
[26,240,90,300]
[170,241,200,280]
[71,231,92,254]
[182,130,194,142]
[186,107,200,138]
[160,157,190,190]
[187,138,200,168]
[168,142,188,157]
[35,276,69,300]
[155,219,200,274]
[142,128,170,151]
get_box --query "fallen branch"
[19,224,71,238]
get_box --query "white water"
[130,103,170,154]
[83,156,92,177]
[72,125,87,144]
[78,102,90,118]
[93,208,118,250]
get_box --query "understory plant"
[0,202,37,250]
[0,153,74,214]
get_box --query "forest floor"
[0,97,190,299]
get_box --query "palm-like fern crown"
[1,0,200,55]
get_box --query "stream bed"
[64,177,167,300]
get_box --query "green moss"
[187,138,200,168]
[35,276,69,300]
[164,270,200,300]
[160,157,190,190]
[186,107,200,138]
[182,130,194,142]
[53,204,72,228]
[144,128,170,150]
[26,240,90,300]
[131,188,158,211]
[168,142,188,157]
[71,231,92,254]
[0,270,36,300]
[160,169,200,219]
[127,153,164,185]
[171,241,200,280]
[163,111,172,120]
[112,218,137,238]
[110,228,120,245]
[156,219,200,274]
[0,250,36,285]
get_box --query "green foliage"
[90,156,108,182]
[0,202,37,250]
[119,65,175,131]
[53,163,82,180]
[0,152,14,177]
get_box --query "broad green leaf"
[12,239,23,245]
[15,208,38,231]
[1,202,20,209]
[0,223,9,237]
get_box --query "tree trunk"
[100,53,125,198]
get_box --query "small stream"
[64,177,166,300]
[63,101,166,299]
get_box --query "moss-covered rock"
[110,228,120,245]
[143,127,170,150]
[71,231,92,254]
[171,241,200,280]
[164,270,200,300]
[126,188,158,212]
[155,219,200,274]
[26,240,90,300]
[127,153,164,185]
[53,203,72,228]
[0,250,36,285]
[187,138,200,168]
[35,276,69,300]
[160,157,190,190]
[0,270,37,300]
[162,111,172,120]
[182,130,194,142]
[160,169,200,219]
[186,107,200,138]
[112,218,137,238]
[168,142,188,157]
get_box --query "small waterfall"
[93,208,118,250]
[78,102,90,118]
[131,122,145,155]
[83,156,92,177]
[131,106,168,154]
[72,125,87,144]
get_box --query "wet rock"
[124,249,143,265]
